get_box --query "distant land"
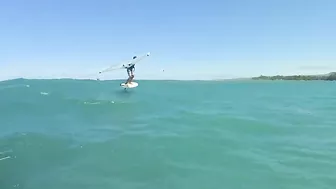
[251,72,336,81]
[1,72,336,82]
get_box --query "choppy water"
[1,79,336,189]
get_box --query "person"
[124,56,137,84]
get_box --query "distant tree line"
[252,72,336,81]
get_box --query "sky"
[1,0,336,80]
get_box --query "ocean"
[1,79,336,189]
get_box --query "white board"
[120,82,139,88]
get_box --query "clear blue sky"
[1,0,335,80]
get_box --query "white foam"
[0,156,10,161]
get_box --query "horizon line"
[1,71,333,82]
[0,77,249,82]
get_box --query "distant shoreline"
[251,72,336,81]
[1,72,336,82]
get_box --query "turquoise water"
[1,79,336,189]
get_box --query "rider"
[124,56,137,84]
